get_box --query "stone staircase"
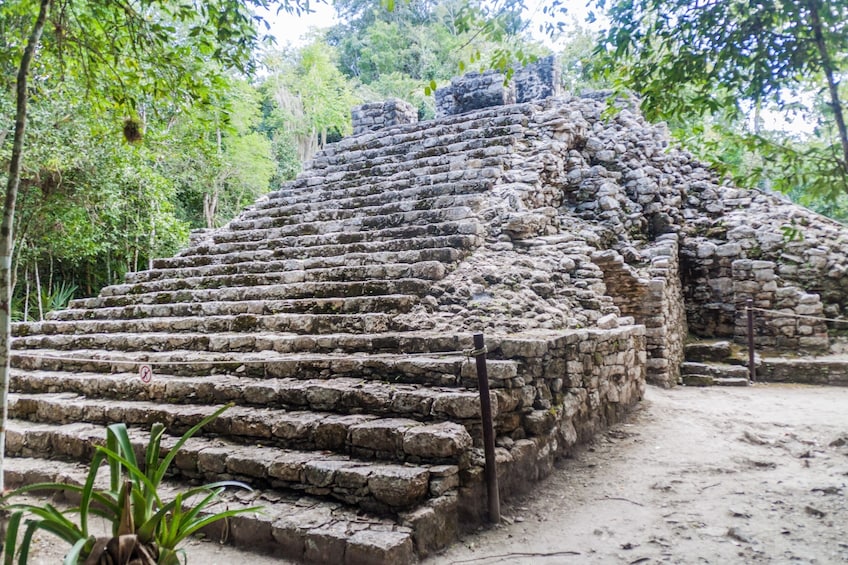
[681,341,751,386]
[7,94,647,564]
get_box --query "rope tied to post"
[464,345,488,359]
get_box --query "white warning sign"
[139,364,153,383]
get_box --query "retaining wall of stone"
[758,358,848,385]
[681,188,848,346]
[458,325,646,523]
[681,238,830,353]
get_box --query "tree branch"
[808,0,848,196]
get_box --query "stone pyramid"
[8,58,848,563]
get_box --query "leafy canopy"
[597,0,848,200]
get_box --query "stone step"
[232,194,486,232]
[681,374,750,387]
[9,371,508,425]
[100,261,446,299]
[313,106,528,156]
[182,220,484,260]
[681,361,750,379]
[4,456,451,562]
[15,312,400,337]
[9,393,473,463]
[62,278,433,311]
[49,294,419,322]
[154,235,477,271]
[130,247,462,284]
[272,163,503,211]
[280,119,525,187]
[209,207,479,248]
[300,117,525,169]
[4,420,447,515]
[11,330,476,357]
[714,377,750,387]
[758,356,848,386]
[683,340,734,363]
[240,186,487,226]
[308,129,517,175]
[12,331,554,360]
[9,349,521,389]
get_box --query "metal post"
[473,332,500,524]
[746,298,756,383]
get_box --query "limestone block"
[346,530,415,565]
[350,418,417,453]
[402,422,472,459]
[400,495,458,557]
[368,466,430,507]
[304,523,348,565]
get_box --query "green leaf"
[80,448,108,537]
[16,521,42,565]
[3,511,24,565]
[63,537,90,565]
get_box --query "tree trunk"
[148,214,155,271]
[34,261,43,321]
[23,268,30,322]
[203,190,218,229]
[0,0,52,493]
[133,235,139,273]
[808,0,848,194]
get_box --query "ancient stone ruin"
[7,57,848,563]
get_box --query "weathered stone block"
[368,466,429,508]
[402,422,472,459]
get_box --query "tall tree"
[262,40,360,163]
[597,0,848,198]
[0,0,306,492]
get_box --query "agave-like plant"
[2,403,258,564]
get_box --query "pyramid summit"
[8,59,848,562]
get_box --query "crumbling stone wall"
[352,98,419,135]
[514,55,561,103]
[731,259,828,351]
[343,68,848,373]
[435,56,560,118]
[592,235,686,387]
[679,187,847,352]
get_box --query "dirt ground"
[22,384,848,564]
[437,384,848,565]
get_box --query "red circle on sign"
[139,365,153,383]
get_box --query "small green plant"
[2,404,256,564]
[45,282,78,312]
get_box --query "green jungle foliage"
[597,0,848,216]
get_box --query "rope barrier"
[747,306,848,325]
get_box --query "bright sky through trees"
[260,0,600,48]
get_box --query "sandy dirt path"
[23,384,848,564]
[434,384,848,565]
